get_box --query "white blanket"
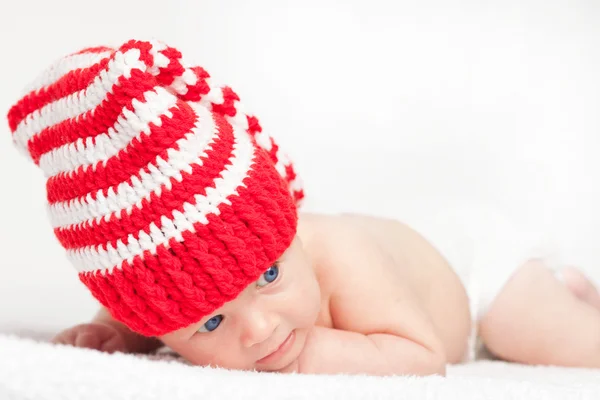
[0,334,598,400]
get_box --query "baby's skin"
[53,213,600,375]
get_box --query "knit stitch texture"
[7,39,304,336]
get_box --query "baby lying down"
[7,39,600,377]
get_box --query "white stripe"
[274,148,290,178]
[66,113,256,273]
[226,107,250,132]
[22,51,113,96]
[49,103,217,228]
[198,83,225,109]
[254,129,273,152]
[181,68,198,86]
[289,177,303,193]
[168,66,199,96]
[13,48,146,151]
[147,40,169,76]
[38,86,178,177]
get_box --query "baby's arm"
[296,222,446,376]
[297,325,445,376]
[51,307,163,354]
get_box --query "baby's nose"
[240,309,277,348]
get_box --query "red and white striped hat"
[6,39,304,336]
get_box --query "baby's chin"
[252,327,310,373]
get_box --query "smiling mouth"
[256,330,296,365]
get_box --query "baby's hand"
[51,323,128,353]
[275,358,300,374]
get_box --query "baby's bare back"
[297,212,472,363]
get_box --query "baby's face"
[160,236,321,372]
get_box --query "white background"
[0,0,599,334]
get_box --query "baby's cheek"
[293,276,322,327]
[171,341,218,367]
[179,341,252,370]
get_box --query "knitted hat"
[6,39,304,337]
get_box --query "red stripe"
[178,66,211,102]
[266,137,280,166]
[246,115,261,136]
[53,111,233,251]
[284,164,297,182]
[154,46,184,87]
[46,99,197,204]
[28,67,163,164]
[293,189,305,204]
[211,86,240,118]
[7,56,112,133]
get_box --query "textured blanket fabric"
[0,334,598,399]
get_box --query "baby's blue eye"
[198,315,223,333]
[257,265,279,287]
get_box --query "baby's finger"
[51,330,77,346]
[51,336,68,345]
[74,331,102,350]
[99,333,127,354]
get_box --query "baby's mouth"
[256,330,296,365]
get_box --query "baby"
[7,39,600,376]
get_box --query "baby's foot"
[557,267,600,311]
